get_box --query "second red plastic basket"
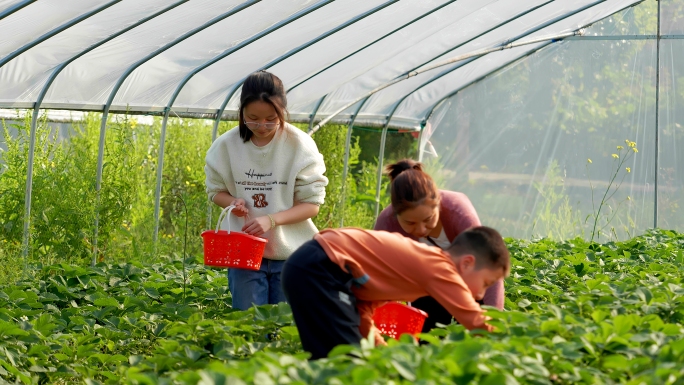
[372,302,428,339]
[201,205,268,271]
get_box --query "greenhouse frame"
[0,0,683,260]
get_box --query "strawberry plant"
[0,230,683,384]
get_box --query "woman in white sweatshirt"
[205,71,328,310]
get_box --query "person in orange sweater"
[281,226,510,360]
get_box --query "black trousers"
[413,297,485,333]
[281,240,362,360]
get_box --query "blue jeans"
[228,259,287,311]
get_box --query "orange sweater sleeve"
[357,300,387,346]
[426,267,493,332]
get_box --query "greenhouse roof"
[0,0,645,129]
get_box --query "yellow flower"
[627,196,631,201]
[626,167,631,173]
[617,145,624,150]
[612,154,619,159]
[186,166,191,172]
[632,147,638,153]
[587,158,592,164]
[130,119,137,129]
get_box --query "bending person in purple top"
[374,159,504,332]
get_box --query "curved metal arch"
[1,0,121,69]
[0,0,36,21]
[33,0,189,119]
[400,0,554,76]
[99,0,260,131]
[23,0,191,264]
[307,95,328,133]
[304,0,554,135]
[90,0,259,251]
[421,0,647,126]
[370,0,561,135]
[209,0,397,141]
[154,0,336,242]
[286,0,460,94]
[311,0,649,136]
[19,0,123,262]
[368,0,635,218]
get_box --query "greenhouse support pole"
[155,0,335,243]
[654,0,661,228]
[417,121,426,162]
[17,0,123,265]
[308,95,327,133]
[207,104,225,229]
[154,109,172,245]
[372,91,412,223]
[21,111,39,274]
[374,119,391,222]
[340,96,370,228]
[0,0,36,21]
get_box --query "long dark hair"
[386,159,440,215]
[238,71,288,142]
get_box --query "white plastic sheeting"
[0,0,646,127]
[417,0,684,240]
[2,0,681,254]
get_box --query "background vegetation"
[0,112,415,283]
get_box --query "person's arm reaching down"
[357,300,387,347]
[426,268,493,332]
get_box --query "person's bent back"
[281,226,510,359]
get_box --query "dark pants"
[412,296,453,333]
[413,296,485,333]
[281,240,362,360]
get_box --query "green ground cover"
[1,230,683,384]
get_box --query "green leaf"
[612,315,635,335]
[391,359,416,381]
[634,287,653,304]
[94,297,119,308]
[352,367,378,383]
[143,287,160,299]
[517,299,532,308]
[602,354,629,370]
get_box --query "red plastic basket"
[372,302,428,339]
[201,205,267,270]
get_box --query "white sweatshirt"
[205,123,328,260]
